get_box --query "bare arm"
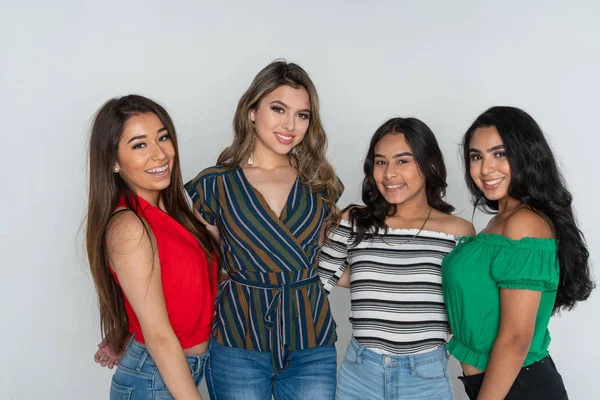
[336,266,350,288]
[476,288,541,400]
[477,209,552,400]
[107,212,202,400]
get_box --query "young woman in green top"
[442,106,594,400]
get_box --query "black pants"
[458,355,568,400]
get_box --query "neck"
[250,143,291,170]
[497,196,521,216]
[137,191,161,208]
[390,194,431,220]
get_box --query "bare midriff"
[462,362,485,376]
[183,340,209,356]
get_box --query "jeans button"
[384,357,392,365]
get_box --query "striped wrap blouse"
[185,165,343,369]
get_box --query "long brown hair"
[217,60,342,227]
[86,94,220,352]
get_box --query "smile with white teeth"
[146,165,168,174]
[276,133,293,141]
[384,184,406,189]
[483,177,504,186]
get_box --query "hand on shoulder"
[502,208,553,240]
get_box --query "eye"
[271,106,284,114]
[375,159,386,166]
[397,159,408,165]
[469,154,481,161]
[132,142,146,150]
[298,113,310,120]
[159,133,171,142]
[494,151,506,158]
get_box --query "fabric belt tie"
[228,271,320,370]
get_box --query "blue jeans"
[206,339,337,399]
[109,338,208,399]
[337,337,453,400]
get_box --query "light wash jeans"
[109,337,207,399]
[336,337,453,400]
[206,339,337,399]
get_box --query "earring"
[247,131,256,165]
[113,166,120,173]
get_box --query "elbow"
[143,331,179,353]
[496,332,533,357]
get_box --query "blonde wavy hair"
[217,60,341,228]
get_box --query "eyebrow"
[270,100,311,114]
[126,127,167,144]
[469,144,505,153]
[374,152,413,158]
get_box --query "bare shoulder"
[502,207,553,240]
[105,209,153,254]
[429,210,475,237]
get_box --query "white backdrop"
[1,1,598,399]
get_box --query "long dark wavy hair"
[461,106,594,313]
[348,117,454,245]
[86,95,220,352]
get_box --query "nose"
[384,163,397,179]
[481,156,495,175]
[151,142,167,161]
[282,114,295,132]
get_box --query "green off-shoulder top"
[441,233,560,370]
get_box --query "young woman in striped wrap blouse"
[185,60,343,399]
[319,118,474,400]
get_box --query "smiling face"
[468,126,512,202]
[249,84,311,158]
[114,113,175,204]
[373,133,427,207]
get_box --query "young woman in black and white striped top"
[319,118,474,400]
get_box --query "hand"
[94,336,128,369]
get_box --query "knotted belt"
[227,269,320,370]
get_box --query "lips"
[482,177,504,188]
[146,164,169,177]
[275,132,294,145]
[383,183,406,192]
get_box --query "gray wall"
[1,0,598,398]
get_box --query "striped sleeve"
[318,221,351,294]
[184,168,219,225]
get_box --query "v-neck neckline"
[237,166,299,221]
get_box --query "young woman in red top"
[86,95,220,399]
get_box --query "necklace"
[379,207,432,247]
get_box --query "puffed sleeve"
[318,221,351,294]
[490,239,560,292]
[184,168,219,226]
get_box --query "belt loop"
[355,340,364,364]
[136,344,149,371]
[409,355,416,376]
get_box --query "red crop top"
[109,195,216,349]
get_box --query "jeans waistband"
[126,336,208,373]
[348,336,447,367]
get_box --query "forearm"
[145,335,202,400]
[477,336,531,400]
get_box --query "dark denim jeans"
[109,338,207,400]
[205,339,337,399]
